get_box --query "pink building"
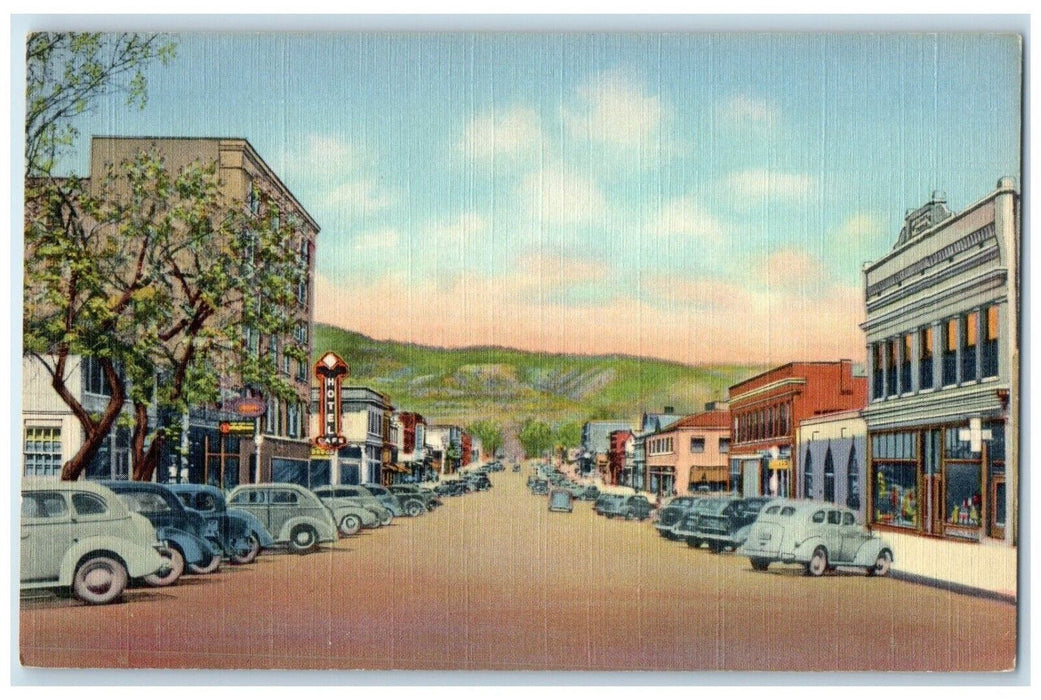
[644,404,731,497]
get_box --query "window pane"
[873,462,917,528]
[945,462,981,528]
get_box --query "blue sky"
[59,31,1022,364]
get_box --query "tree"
[518,419,553,459]
[25,147,308,481]
[468,419,504,459]
[552,421,582,463]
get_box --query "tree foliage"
[468,419,504,459]
[553,421,582,450]
[518,419,553,459]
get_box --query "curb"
[891,569,1017,605]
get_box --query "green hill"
[313,325,764,429]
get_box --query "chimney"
[664,406,675,414]
[840,359,852,394]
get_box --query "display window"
[873,461,917,528]
[944,461,982,531]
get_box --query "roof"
[661,409,730,431]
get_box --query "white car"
[738,499,895,577]
[21,479,167,604]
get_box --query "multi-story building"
[795,410,867,522]
[427,424,464,475]
[861,180,1019,545]
[22,137,318,485]
[334,386,395,485]
[579,420,632,477]
[396,411,431,480]
[728,361,867,498]
[644,403,731,497]
[628,409,683,490]
[606,430,633,485]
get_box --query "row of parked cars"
[20,476,446,606]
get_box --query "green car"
[20,479,167,605]
[226,484,339,553]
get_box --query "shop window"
[886,340,898,397]
[982,306,999,378]
[942,318,958,386]
[823,446,835,503]
[919,326,934,390]
[873,462,917,528]
[945,462,982,530]
[987,421,1006,537]
[962,312,978,381]
[846,446,860,511]
[901,334,913,392]
[803,448,813,499]
[944,427,978,460]
[24,427,62,477]
[872,344,884,399]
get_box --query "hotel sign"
[314,351,349,450]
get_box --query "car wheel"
[685,537,702,549]
[143,545,184,587]
[749,558,770,572]
[230,534,261,565]
[406,500,425,517]
[339,514,362,536]
[379,511,393,527]
[288,525,318,554]
[867,550,893,577]
[806,547,829,577]
[625,508,635,520]
[188,553,222,575]
[708,541,723,554]
[72,555,129,605]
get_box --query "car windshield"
[119,491,172,514]
[670,498,695,508]
[702,500,735,515]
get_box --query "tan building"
[644,404,731,497]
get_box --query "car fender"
[227,508,275,547]
[851,538,895,567]
[733,524,752,546]
[155,526,218,564]
[57,536,165,585]
[332,505,378,527]
[791,535,827,562]
[277,516,338,544]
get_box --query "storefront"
[729,449,792,497]
[648,466,675,497]
[868,418,1005,541]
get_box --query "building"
[728,361,867,498]
[396,411,433,481]
[795,410,867,522]
[606,430,634,485]
[860,180,1019,545]
[628,408,683,490]
[427,424,464,475]
[579,420,632,477]
[643,403,731,497]
[22,137,318,485]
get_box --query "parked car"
[653,496,703,540]
[21,479,167,605]
[168,483,275,564]
[618,495,654,520]
[226,484,339,553]
[434,480,469,497]
[309,486,381,535]
[738,499,895,577]
[530,478,549,495]
[594,493,627,517]
[548,488,573,513]
[312,485,392,526]
[464,473,492,491]
[689,497,772,553]
[574,484,600,501]
[673,497,730,548]
[99,480,222,581]
[389,484,440,513]
[361,483,406,519]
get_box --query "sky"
[55,29,1022,365]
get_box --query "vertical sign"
[314,351,349,450]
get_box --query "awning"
[689,466,728,483]
[383,463,410,473]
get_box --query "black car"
[654,496,703,540]
[691,497,773,553]
[530,478,549,495]
[167,483,275,564]
[465,473,492,491]
[434,481,470,497]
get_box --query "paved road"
[20,467,1017,671]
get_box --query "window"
[72,493,108,516]
[872,344,884,399]
[962,311,978,381]
[690,437,705,454]
[945,462,981,529]
[886,340,898,397]
[846,445,860,511]
[803,448,813,498]
[942,318,958,386]
[82,356,120,397]
[982,305,999,378]
[282,353,291,376]
[23,493,68,518]
[919,327,934,390]
[24,427,62,477]
[718,438,730,454]
[827,510,842,525]
[901,334,913,393]
[842,512,855,526]
[812,510,826,524]
[271,490,298,504]
[823,446,835,503]
[873,462,917,528]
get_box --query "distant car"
[309,486,381,535]
[653,496,703,540]
[689,497,772,553]
[594,493,627,517]
[21,479,167,605]
[434,481,469,497]
[464,473,492,491]
[512,464,521,473]
[530,479,549,495]
[167,483,275,564]
[362,483,407,518]
[738,499,895,577]
[673,497,730,548]
[548,489,573,513]
[573,485,600,501]
[389,485,440,514]
[312,485,392,526]
[618,495,654,521]
[100,480,222,581]
[226,484,339,553]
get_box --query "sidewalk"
[883,530,1018,603]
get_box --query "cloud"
[564,70,665,149]
[646,196,725,239]
[725,169,816,201]
[327,178,397,214]
[717,95,780,134]
[519,163,607,227]
[351,227,401,251]
[426,212,489,246]
[832,212,888,242]
[459,106,542,161]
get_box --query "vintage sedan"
[310,486,381,535]
[226,484,339,553]
[689,497,772,553]
[389,484,440,513]
[21,479,167,605]
[316,485,393,525]
[738,499,895,577]
[673,497,731,548]
[167,483,275,564]
[653,496,703,539]
[593,493,626,517]
[100,480,223,581]
[548,488,573,513]
[361,483,406,518]
[529,478,550,495]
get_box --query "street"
[19,466,1017,672]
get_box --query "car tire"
[339,514,362,536]
[143,545,184,587]
[188,553,222,575]
[406,500,425,517]
[288,525,318,554]
[72,555,129,605]
[685,537,702,549]
[230,534,261,565]
[708,541,723,554]
[750,558,770,572]
[625,508,636,520]
[378,511,393,527]
[806,547,829,577]
[867,550,893,577]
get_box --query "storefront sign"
[219,420,256,436]
[314,351,349,450]
[310,445,335,459]
[769,459,791,471]
[226,396,267,418]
